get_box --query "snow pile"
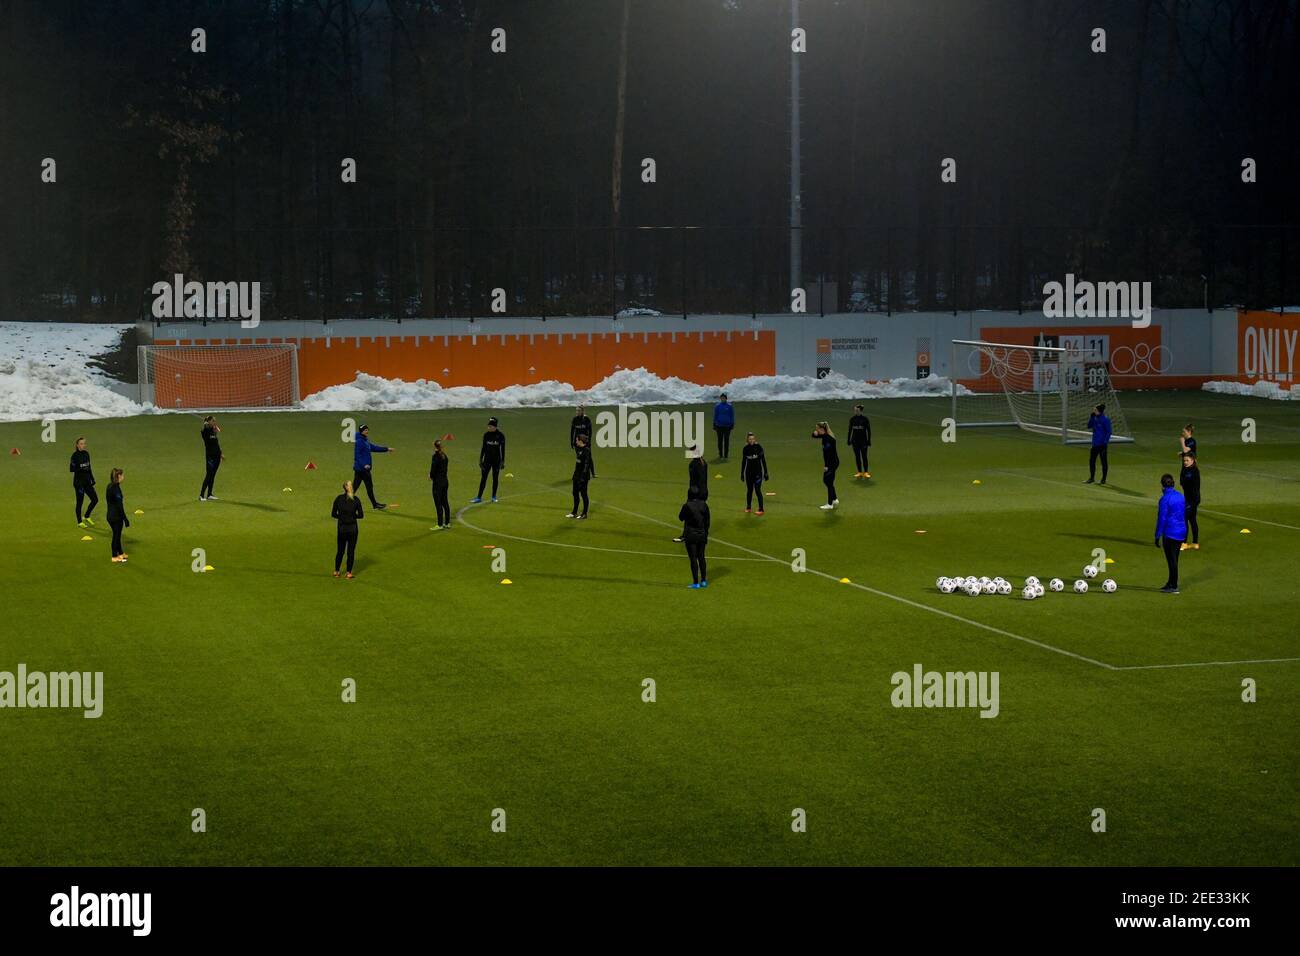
[301,366,964,412]
[0,322,147,422]
[1201,379,1297,401]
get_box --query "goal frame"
[138,343,301,410]
[950,338,1135,445]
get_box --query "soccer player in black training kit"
[331,479,364,578]
[567,434,593,519]
[70,436,98,527]
[812,422,840,509]
[740,432,769,514]
[848,405,872,478]
[199,415,223,500]
[429,439,451,529]
[570,404,595,477]
[678,496,710,589]
[1179,452,1201,551]
[674,445,710,542]
[106,468,129,562]
[474,417,506,503]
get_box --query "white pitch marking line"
[455,494,768,561]
[991,469,1300,532]
[1113,657,1300,671]
[602,503,1118,670]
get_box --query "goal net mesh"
[139,344,300,410]
[951,340,1133,443]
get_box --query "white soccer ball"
[1073,579,1089,593]
[1025,576,1041,588]
[964,581,982,597]
[1022,585,1038,600]
[1049,578,1064,592]
[939,579,957,594]
[1102,578,1118,593]
[936,576,948,590]
[996,581,1013,595]
[1083,564,1098,579]
[978,576,992,587]
[992,576,1007,586]
[981,579,997,594]
[1033,583,1046,597]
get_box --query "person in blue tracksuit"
[1085,403,1112,484]
[352,424,393,510]
[1154,473,1188,593]
[713,393,735,461]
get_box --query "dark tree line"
[0,0,1296,322]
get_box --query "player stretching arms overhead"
[848,404,872,478]
[199,415,224,500]
[739,432,769,515]
[473,417,505,503]
[567,434,593,519]
[70,437,98,527]
[812,422,840,510]
[570,404,595,477]
[352,424,393,510]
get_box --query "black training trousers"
[686,540,707,584]
[1185,501,1199,545]
[336,526,358,572]
[478,462,501,499]
[823,466,838,505]
[1089,445,1109,481]
[853,445,869,473]
[1162,536,1183,590]
[352,468,380,507]
[715,426,732,459]
[745,477,763,510]
[76,485,99,522]
[432,481,450,526]
[201,457,221,498]
[109,519,125,557]
[571,478,590,517]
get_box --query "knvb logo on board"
[593,405,705,452]
[151,273,261,328]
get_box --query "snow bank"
[1201,379,1297,401]
[301,367,963,413]
[0,322,147,422]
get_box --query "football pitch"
[2,391,1297,866]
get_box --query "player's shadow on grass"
[1055,532,1147,546]
[1094,484,1145,499]
[213,499,287,513]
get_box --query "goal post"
[950,339,1133,444]
[139,343,300,410]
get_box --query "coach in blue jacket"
[713,393,735,461]
[1085,403,1112,484]
[353,424,394,510]
[1154,473,1188,593]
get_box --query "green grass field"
[2,391,1297,866]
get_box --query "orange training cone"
[305,460,317,470]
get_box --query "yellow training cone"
[499,578,512,585]
[839,577,851,584]
[971,479,982,485]
[80,535,93,541]
[504,472,514,478]
[134,509,144,515]
[282,487,292,492]
[203,565,215,572]
[714,473,723,479]
[1240,528,1252,534]
[914,530,927,534]
[1105,557,1115,564]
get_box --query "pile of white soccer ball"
[935,564,1118,600]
